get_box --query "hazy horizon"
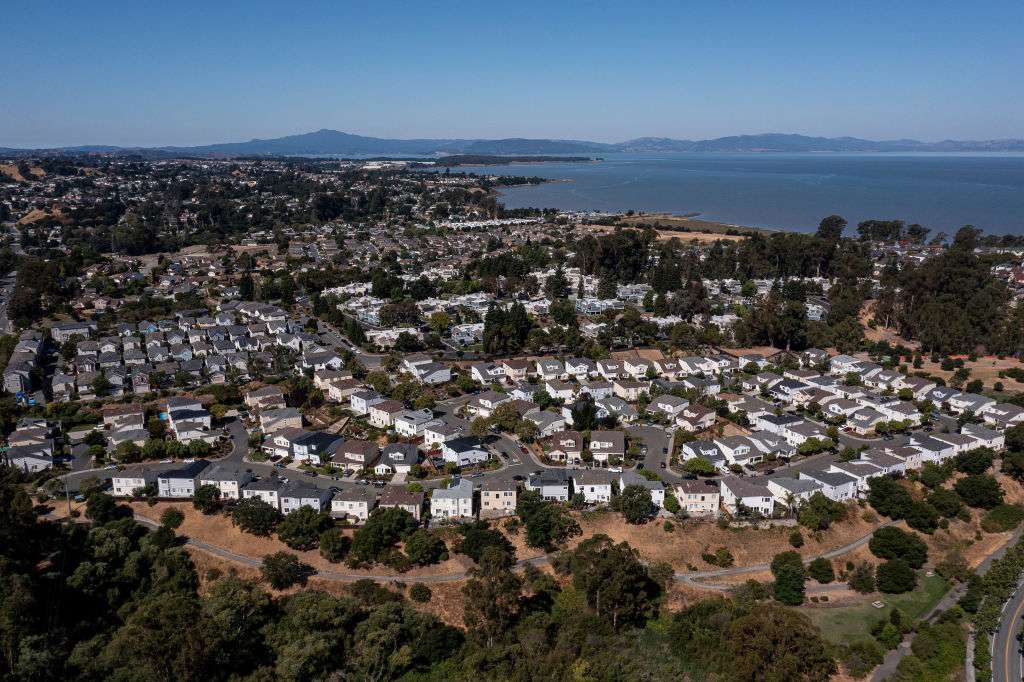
[2,1,1022,148]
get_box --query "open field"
[616,212,770,236]
[804,573,948,645]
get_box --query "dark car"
[659,462,667,469]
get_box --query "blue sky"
[2,1,1022,147]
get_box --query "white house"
[720,477,775,516]
[430,478,475,520]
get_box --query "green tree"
[404,529,447,566]
[456,521,515,563]
[565,534,662,629]
[160,507,184,530]
[614,485,656,524]
[876,559,916,594]
[515,490,582,550]
[807,557,835,583]
[318,527,350,563]
[462,547,522,647]
[868,527,928,568]
[260,551,312,589]
[230,497,282,536]
[954,475,1004,509]
[276,507,333,551]
[770,551,806,606]
[192,484,221,514]
[725,604,837,681]
[349,507,420,565]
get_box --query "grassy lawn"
[805,573,950,645]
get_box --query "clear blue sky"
[2,1,1022,147]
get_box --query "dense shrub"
[868,527,928,568]
[876,559,916,594]
[981,504,1024,533]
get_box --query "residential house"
[719,477,775,516]
[546,430,584,464]
[479,477,518,517]
[441,437,490,467]
[620,470,666,507]
[572,470,614,504]
[260,407,302,434]
[798,468,857,501]
[378,488,424,521]
[112,467,156,497]
[674,479,721,517]
[588,430,626,465]
[527,469,573,502]
[375,443,420,475]
[158,460,210,498]
[430,478,476,520]
[331,488,377,523]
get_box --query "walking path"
[131,513,893,588]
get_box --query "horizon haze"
[2,1,1022,148]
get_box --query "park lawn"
[805,573,949,645]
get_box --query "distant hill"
[3,130,1023,157]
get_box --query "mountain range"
[3,129,1024,157]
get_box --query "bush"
[159,507,184,530]
[702,547,734,568]
[954,475,1004,509]
[926,488,962,518]
[409,583,432,603]
[260,551,312,589]
[319,527,350,563]
[876,559,916,594]
[807,557,835,584]
[867,477,914,519]
[789,529,804,548]
[849,561,876,593]
[904,501,940,534]
[980,504,1024,533]
[868,527,928,568]
[955,447,995,475]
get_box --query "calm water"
[455,153,1024,234]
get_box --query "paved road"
[992,580,1024,682]
[873,525,1024,681]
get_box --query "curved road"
[992,578,1024,682]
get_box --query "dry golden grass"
[17,206,69,225]
[131,502,477,579]
[567,503,883,571]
